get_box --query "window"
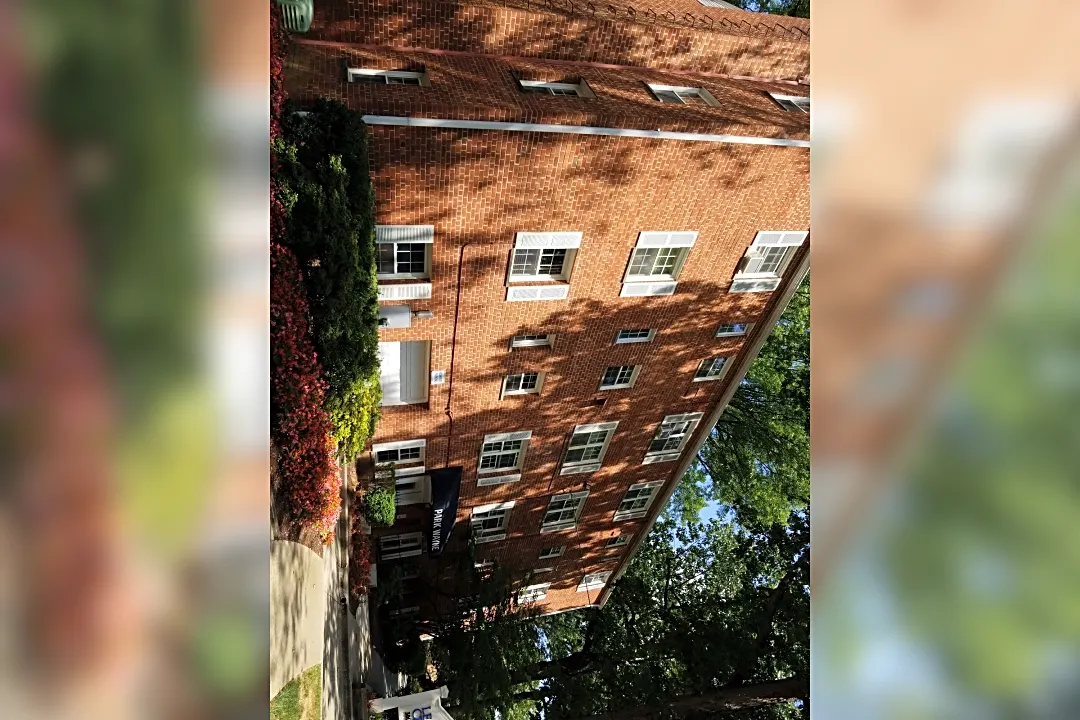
[606,535,629,549]
[519,79,593,98]
[622,231,697,297]
[599,365,639,390]
[645,412,703,463]
[375,226,433,280]
[517,584,550,604]
[471,502,514,544]
[347,68,429,86]
[615,329,655,344]
[379,532,424,560]
[615,482,661,520]
[715,323,753,337]
[541,492,588,532]
[478,431,531,474]
[502,372,544,397]
[647,84,719,107]
[394,473,432,506]
[507,232,581,282]
[510,334,554,348]
[561,422,618,474]
[577,572,611,592]
[373,439,426,466]
[769,93,810,114]
[731,231,807,293]
[539,546,564,559]
[694,356,730,381]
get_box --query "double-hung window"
[541,492,588,532]
[647,84,719,106]
[606,535,629,549]
[577,572,611,592]
[517,584,550,604]
[730,231,807,293]
[615,329,655,344]
[694,356,731,382]
[507,232,581,283]
[519,79,593,97]
[614,482,661,520]
[471,502,514,544]
[599,365,640,391]
[373,439,426,466]
[644,412,703,464]
[538,546,564,560]
[502,372,544,397]
[347,68,429,86]
[477,431,530,475]
[379,532,424,560]
[375,225,433,280]
[560,422,618,474]
[510,334,554,349]
[715,322,753,337]
[769,93,810,114]
[621,232,697,297]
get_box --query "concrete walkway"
[323,462,352,720]
[270,539,326,699]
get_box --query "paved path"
[323,464,351,720]
[270,540,326,699]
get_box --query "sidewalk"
[270,539,326,699]
[322,463,351,720]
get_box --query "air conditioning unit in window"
[620,281,677,297]
[729,277,782,293]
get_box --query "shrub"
[276,99,381,458]
[349,508,373,597]
[363,485,397,527]
[271,243,340,541]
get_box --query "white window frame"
[372,439,426,466]
[577,571,612,592]
[731,231,807,293]
[379,532,424,560]
[715,322,753,338]
[644,412,703,464]
[615,328,655,344]
[560,421,618,474]
[477,431,531,475]
[501,372,545,398]
[769,93,810,114]
[606,535,629,549]
[471,501,514,544]
[694,356,731,382]
[541,492,589,532]
[519,79,594,98]
[647,84,719,107]
[510,333,555,349]
[598,365,641,391]
[476,473,521,487]
[614,482,662,521]
[347,68,430,86]
[507,232,582,283]
[517,583,551,604]
[375,225,434,280]
[538,546,565,560]
[622,232,697,298]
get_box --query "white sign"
[431,370,446,385]
[370,687,456,720]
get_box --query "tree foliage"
[723,0,809,19]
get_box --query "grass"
[271,664,321,720]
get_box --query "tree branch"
[577,676,808,720]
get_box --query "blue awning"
[428,467,461,556]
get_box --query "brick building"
[286,0,809,617]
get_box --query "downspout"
[444,244,468,467]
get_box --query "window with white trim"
[541,492,588,532]
[694,356,730,381]
[715,322,753,337]
[539,546,565,559]
[577,571,611,592]
[478,431,531,474]
[379,532,424,559]
[502,372,544,397]
[647,84,719,106]
[621,231,696,297]
[373,439,426,466]
[645,412,703,463]
[606,535,629,549]
[769,93,810,114]
[599,365,639,390]
[519,79,593,98]
[375,225,433,280]
[347,68,429,86]
[730,231,807,293]
[615,329,655,344]
[517,583,550,603]
[507,232,581,282]
[614,482,661,520]
[560,422,618,474]
[510,333,554,348]
[471,502,514,544]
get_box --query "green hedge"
[363,485,397,528]
[275,98,381,458]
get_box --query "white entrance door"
[378,341,431,406]
[379,532,423,560]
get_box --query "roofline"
[595,241,810,606]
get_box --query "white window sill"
[540,524,576,533]
[614,511,647,521]
[474,534,506,544]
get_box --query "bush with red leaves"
[349,507,373,596]
[271,243,341,544]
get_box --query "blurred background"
[0,0,1077,718]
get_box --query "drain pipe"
[444,244,468,467]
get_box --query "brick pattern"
[306,0,809,81]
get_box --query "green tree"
[723,0,809,19]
